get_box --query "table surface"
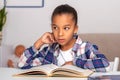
[0,67,120,80]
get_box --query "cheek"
[53,32,58,38]
[67,31,74,37]
[68,33,74,39]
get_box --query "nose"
[58,29,63,36]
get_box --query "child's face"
[51,14,78,46]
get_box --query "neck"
[60,38,76,51]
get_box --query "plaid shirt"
[18,36,109,72]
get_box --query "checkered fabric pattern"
[18,36,109,72]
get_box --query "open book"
[14,64,94,78]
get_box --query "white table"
[0,68,87,80]
[0,68,120,80]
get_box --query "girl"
[18,4,109,72]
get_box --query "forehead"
[52,14,74,23]
[53,13,73,19]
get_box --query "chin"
[58,42,67,46]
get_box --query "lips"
[58,39,65,43]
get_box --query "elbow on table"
[18,62,25,69]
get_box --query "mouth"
[58,39,65,43]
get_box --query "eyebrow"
[64,24,71,27]
[51,24,57,26]
[51,24,71,27]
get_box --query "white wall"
[1,0,120,47]
[0,0,120,67]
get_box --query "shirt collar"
[72,35,83,53]
[52,35,83,53]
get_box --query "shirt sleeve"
[74,42,110,72]
[18,46,50,69]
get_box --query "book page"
[52,65,93,77]
[14,64,93,77]
[16,64,58,76]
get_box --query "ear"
[74,25,78,34]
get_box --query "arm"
[74,42,109,72]
[18,46,40,69]
[18,46,53,69]
[18,32,56,69]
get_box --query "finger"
[48,33,56,43]
[47,36,53,43]
[51,33,57,42]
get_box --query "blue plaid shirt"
[18,36,109,72]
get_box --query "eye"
[64,27,70,30]
[52,26,58,30]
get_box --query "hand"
[40,32,56,44]
[34,32,56,50]
[62,61,73,66]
